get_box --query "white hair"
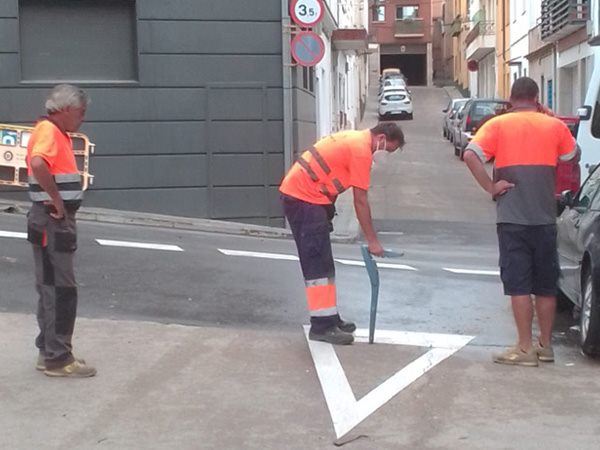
[45,84,90,114]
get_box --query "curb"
[0,200,359,244]
[442,85,465,100]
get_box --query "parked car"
[380,68,407,83]
[379,77,407,97]
[448,103,467,144]
[555,116,581,200]
[379,85,410,101]
[557,164,600,356]
[378,90,413,120]
[442,99,468,140]
[454,99,511,158]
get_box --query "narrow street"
[2,87,600,450]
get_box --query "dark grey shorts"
[497,224,559,297]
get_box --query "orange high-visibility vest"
[280,130,372,205]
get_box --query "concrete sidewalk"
[3,312,600,450]
[1,313,333,449]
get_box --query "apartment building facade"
[369,0,433,85]
[0,0,368,226]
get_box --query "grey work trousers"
[27,202,78,370]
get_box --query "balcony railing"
[394,18,424,37]
[541,0,588,42]
[450,17,462,37]
[465,20,494,47]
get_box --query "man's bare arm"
[353,187,384,256]
[463,150,514,198]
[30,156,65,219]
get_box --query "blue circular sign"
[291,31,325,67]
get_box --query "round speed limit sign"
[290,0,324,27]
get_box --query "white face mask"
[372,149,389,166]
[375,136,387,152]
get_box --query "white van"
[577,46,600,180]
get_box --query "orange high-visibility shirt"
[467,111,577,225]
[280,130,373,205]
[27,119,77,176]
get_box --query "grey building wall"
[0,0,295,227]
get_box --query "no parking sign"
[291,31,325,67]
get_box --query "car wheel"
[459,146,465,161]
[443,129,446,138]
[580,268,600,356]
[454,142,460,157]
[556,288,574,312]
[407,113,413,120]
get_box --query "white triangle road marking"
[304,326,474,439]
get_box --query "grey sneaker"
[493,346,538,367]
[44,360,97,378]
[309,327,354,345]
[536,343,555,362]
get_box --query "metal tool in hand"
[360,245,404,344]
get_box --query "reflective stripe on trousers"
[305,277,337,317]
[281,195,338,321]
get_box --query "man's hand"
[491,180,515,198]
[48,199,66,220]
[537,103,555,117]
[368,240,385,257]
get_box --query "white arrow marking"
[443,268,500,276]
[305,327,474,439]
[96,239,183,252]
[0,231,27,239]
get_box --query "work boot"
[336,315,356,333]
[309,326,354,345]
[36,353,86,371]
[44,360,97,378]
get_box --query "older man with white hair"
[26,84,96,377]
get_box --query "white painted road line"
[218,249,299,261]
[218,250,419,271]
[0,231,27,239]
[305,326,474,439]
[335,258,418,271]
[443,268,500,276]
[96,239,184,252]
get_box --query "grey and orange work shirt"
[465,110,578,225]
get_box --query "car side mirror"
[578,105,592,121]
[560,190,575,208]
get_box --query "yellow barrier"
[0,123,94,190]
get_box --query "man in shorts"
[463,77,578,366]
